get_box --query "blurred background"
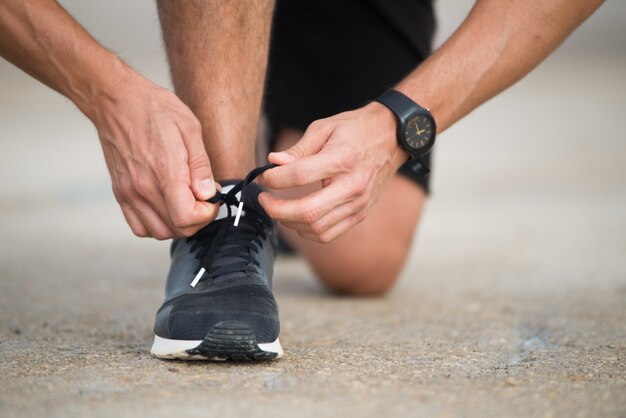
[1,1,625,417]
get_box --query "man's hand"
[93,74,219,239]
[259,103,408,243]
[0,0,220,240]
[258,0,604,244]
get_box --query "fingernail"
[270,151,295,163]
[198,178,216,198]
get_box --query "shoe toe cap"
[154,285,279,343]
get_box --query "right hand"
[90,73,219,239]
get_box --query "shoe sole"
[150,320,283,361]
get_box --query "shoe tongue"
[241,182,268,219]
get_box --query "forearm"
[0,0,131,120]
[397,0,603,133]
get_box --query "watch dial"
[404,115,434,151]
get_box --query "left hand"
[259,102,409,243]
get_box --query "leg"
[157,0,275,181]
[272,128,427,296]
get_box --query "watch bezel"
[397,109,437,159]
[375,90,437,160]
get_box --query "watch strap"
[375,90,428,123]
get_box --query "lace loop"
[207,164,276,206]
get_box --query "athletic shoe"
[150,174,282,361]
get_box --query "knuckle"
[318,232,333,244]
[289,144,307,161]
[337,147,358,171]
[356,209,368,223]
[352,195,368,212]
[130,174,148,197]
[348,182,361,196]
[307,119,324,132]
[301,206,320,224]
[118,178,135,198]
[153,229,173,241]
[177,226,199,238]
[130,225,148,238]
[111,185,124,202]
[353,175,369,195]
[293,166,309,186]
[309,220,325,236]
[188,153,210,169]
[171,216,191,230]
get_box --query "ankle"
[212,158,256,183]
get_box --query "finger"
[298,211,367,243]
[276,220,304,231]
[176,118,216,201]
[129,173,178,231]
[261,151,346,189]
[119,202,149,238]
[160,177,219,233]
[258,181,352,224]
[277,197,366,236]
[132,173,210,237]
[268,119,334,165]
[147,120,218,232]
[131,198,176,240]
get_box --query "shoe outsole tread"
[152,320,280,362]
[187,320,278,361]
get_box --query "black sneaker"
[150,175,282,361]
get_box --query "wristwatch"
[375,90,437,159]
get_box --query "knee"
[316,246,408,297]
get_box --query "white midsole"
[150,334,283,359]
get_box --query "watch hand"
[414,122,423,135]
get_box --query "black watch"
[375,90,436,159]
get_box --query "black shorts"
[264,0,436,192]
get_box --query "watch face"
[404,114,434,151]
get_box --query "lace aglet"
[233,202,244,227]
[190,267,205,288]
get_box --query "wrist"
[363,101,411,169]
[395,69,445,134]
[68,53,135,122]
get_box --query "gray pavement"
[1,1,625,417]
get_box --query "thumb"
[269,119,333,165]
[179,120,216,201]
[188,152,216,201]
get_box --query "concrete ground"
[1,1,625,417]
